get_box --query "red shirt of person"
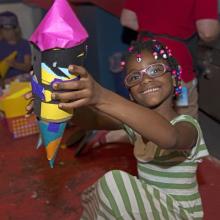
[121,0,219,83]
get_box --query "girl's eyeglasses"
[124,63,171,88]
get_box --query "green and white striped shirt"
[124,115,208,219]
[81,115,208,220]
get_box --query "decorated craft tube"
[29,0,88,167]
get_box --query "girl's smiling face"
[126,50,174,108]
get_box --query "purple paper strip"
[51,78,63,88]
[51,76,81,89]
[31,76,45,100]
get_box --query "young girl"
[30,39,207,219]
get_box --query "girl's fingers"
[59,99,88,111]
[24,91,33,100]
[68,65,88,78]
[53,65,92,90]
[26,99,34,115]
[52,89,89,102]
[26,99,33,110]
[53,78,87,90]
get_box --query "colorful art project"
[29,0,88,167]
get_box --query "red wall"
[23,0,125,17]
[22,0,53,9]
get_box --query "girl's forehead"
[126,50,166,70]
[128,51,153,64]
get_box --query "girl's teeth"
[142,88,159,94]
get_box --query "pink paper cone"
[30,0,88,51]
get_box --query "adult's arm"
[120,8,139,31]
[7,40,32,72]
[196,19,220,42]
[9,54,32,72]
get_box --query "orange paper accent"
[46,137,62,160]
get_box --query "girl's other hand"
[24,70,34,116]
[24,91,34,116]
[52,65,105,111]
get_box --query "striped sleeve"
[123,124,136,143]
[172,115,209,162]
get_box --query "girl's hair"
[122,39,182,96]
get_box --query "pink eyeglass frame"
[124,63,171,88]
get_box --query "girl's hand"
[52,65,105,111]
[24,91,34,115]
[24,70,34,116]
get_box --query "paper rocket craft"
[29,0,88,167]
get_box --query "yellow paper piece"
[42,68,55,85]
[44,90,52,102]
[0,51,18,78]
[0,82,31,118]
[41,102,73,122]
[41,64,79,85]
